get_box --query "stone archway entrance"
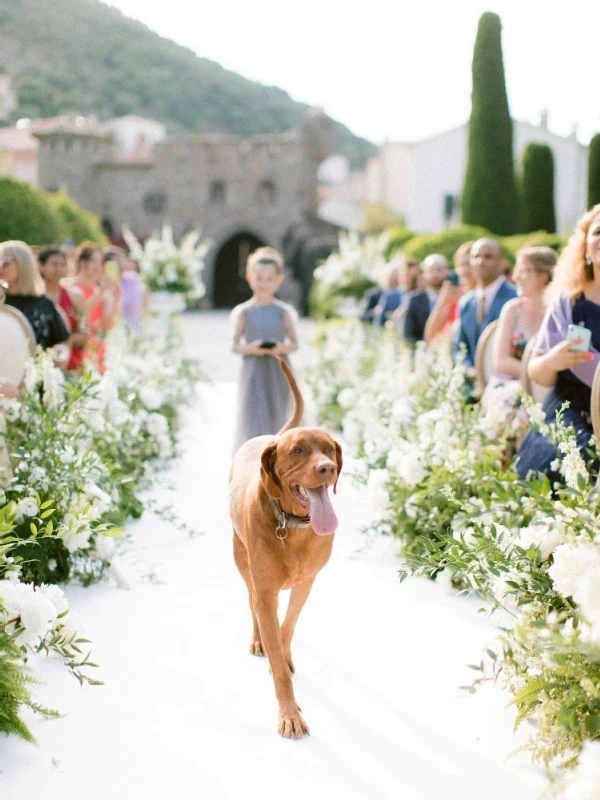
[213,232,267,308]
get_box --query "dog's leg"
[233,533,264,656]
[254,588,310,738]
[280,577,316,674]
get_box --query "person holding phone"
[517,204,600,481]
[231,247,299,453]
[424,241,476,345]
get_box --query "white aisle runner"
[0,381,544,800]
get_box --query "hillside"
[0,0,375,168]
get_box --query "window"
[210,181,226,203]
[143,191,168,214]
[258,180,277,204]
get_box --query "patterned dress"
[232,300,295,453]
[517,293,600,481]
[5,294,69,349]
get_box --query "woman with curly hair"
[517,204,600,481]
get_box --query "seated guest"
[359,283,383,323]
[68,243,120,372]
[120,257,148,335]
[517,205,600,481]
[0,240,69,350]
[390,258,422,328]
[403,254,448,344]
[492,246,557,382]
[38,246,89,370]
[425,241,476,344]
[455,238,517,366]
[373,265,403,326]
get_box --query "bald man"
[454,238,517,365]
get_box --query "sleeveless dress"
[120,272,145,335]
[78,284,106,373]
[232,300,295,453]
[517,293,600,481]
[58,286,85,371]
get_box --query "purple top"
[535,293,600,388]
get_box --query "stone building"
[34,110,339,310]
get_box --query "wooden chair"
[474,320,499,395]
[0,302,36,387]
[520,337,550,406]
[0,302,35,486]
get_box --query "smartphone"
[446,272,460,286]
[567,323,592,352]
[259,341,277,349]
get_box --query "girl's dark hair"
[37,246,64,265]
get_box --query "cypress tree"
[462,12,519,234]
[588,133,600,208]
[521,143,556,233]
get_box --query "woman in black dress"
[0,240,69,350]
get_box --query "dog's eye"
[291,446,303,455]
[324,444,334,454]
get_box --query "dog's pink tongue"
[306,486,338,535]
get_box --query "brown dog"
[229,358,342,738]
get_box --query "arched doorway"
[213,232,267,308]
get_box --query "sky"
[104,0,599,146]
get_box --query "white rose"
[147,413,169,436]
[94,534,115,561]
[140,387,162,410]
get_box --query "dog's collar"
[267,496,311,541]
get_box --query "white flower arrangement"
[123,223,211,298]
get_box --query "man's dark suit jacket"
[404,291,433,344]
[455,279,517,366]
[359,287,382,323]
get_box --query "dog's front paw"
[249,639,265,656]
[278,707,309,739]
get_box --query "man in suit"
[403,254,449,344]
[455,238,517,366]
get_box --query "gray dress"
[233,300,295,453]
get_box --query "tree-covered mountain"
[0,0,375,168]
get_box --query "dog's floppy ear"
[333,440,343,494]
[260,442,282,499]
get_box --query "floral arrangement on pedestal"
[309,231,391,319]
[123,223,211,300]
[0,322,202,742]
[306,319,600,798]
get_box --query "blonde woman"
[0,240,69,349]
[517,205,600,481]
[492,246,557,381]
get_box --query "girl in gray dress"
[231,247,299,453]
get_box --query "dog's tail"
[276,357,304,434]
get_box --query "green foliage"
[360,203,405,234]
[402,224,489,262]
[0,0,375,168]
[462,13,520,235]
[0,629,58,743]
[385,226,417,258]
[588,133,600,209]
[0,176,62,245]
[520,143,557,233]
[46,189,106,244]
[501,231,566,261]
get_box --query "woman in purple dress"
[517,204,600,481]
[120,258,148,336]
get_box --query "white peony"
[36,583,69,616]
[517,521,565,560]
[548,543,600,600]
